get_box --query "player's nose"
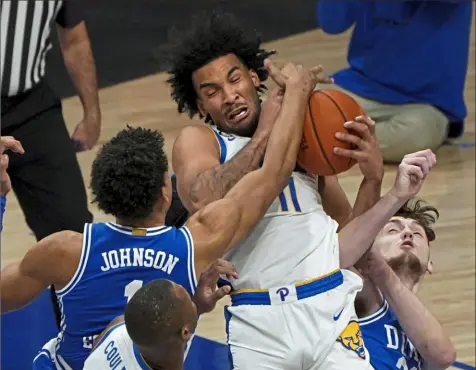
[223,86,239,104]
[401,230,413,240]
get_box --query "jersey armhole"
[205,126,227,164]
[358,300,389,326]
[179,226,198,295]
[56,223,92,297]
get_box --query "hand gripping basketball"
[390,149,437,200]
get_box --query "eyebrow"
[387,219,423,230]
[199,66,241,90]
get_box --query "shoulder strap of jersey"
[56,223,93,298]
[205,126,227,164]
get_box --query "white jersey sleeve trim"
[180,226,197,295]
[358,300,389,326]
[56,223,92,297]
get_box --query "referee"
[1,0,100,326]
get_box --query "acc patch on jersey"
[337,320,366,360]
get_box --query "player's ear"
[181,325,193,342]
[427,259,433,275]
[249,69,260,88]
[161,174,171,207]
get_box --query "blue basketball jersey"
[359,301,424,370]
[52,222,197,370]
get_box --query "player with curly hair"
[168,11,437,370]
[0,46,326,369]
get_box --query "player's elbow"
[424,340,456,369]
[434,345,457,369]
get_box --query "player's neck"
[115,213,166,229]
[355,277,384,318]
[140,343,184,370]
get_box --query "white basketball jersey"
[83,323,145,370]
[209,126,341,290]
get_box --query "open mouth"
[400,240,414,249]
[227,106,249,124]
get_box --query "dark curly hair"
[394,198,439,242]
[91,126,168,222]
[165,11,275,121]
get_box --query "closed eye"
[229,73,241,83]
[388,228,398,234]
[205,89,218,98]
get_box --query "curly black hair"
[165,11,275,121]
[395,198,440,242]
[90,126,168,222]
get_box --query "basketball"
[297,89,366,176]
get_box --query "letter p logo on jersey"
[269,284,297,305]
[276,287,289,302]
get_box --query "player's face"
[192,54,262,137]
[373,217,431,272]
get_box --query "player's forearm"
[60,23,100,120]
[262,87,308,177]
[349,178,382,221]
[338,192,405,268]
[189,133,268,211]
[370,263,456,368]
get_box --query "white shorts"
[225,269,374,370]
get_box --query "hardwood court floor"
[2,21,475,368]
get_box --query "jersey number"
[278,177,301,212]
[124,280,143,302]
[397,357,418,370]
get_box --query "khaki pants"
[318,84,449,163]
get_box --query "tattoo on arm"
[191,137,267,207]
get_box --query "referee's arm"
[56,0,101,151]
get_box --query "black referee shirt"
[1,0,84,97]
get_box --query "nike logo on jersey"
[333,307,345,321]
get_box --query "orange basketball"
[297,89,365,176]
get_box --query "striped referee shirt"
[1,0,83,97]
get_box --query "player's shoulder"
[173,125,221,165]
[36,230,83,255]
[175,124,218,147]
[93,316,126,349]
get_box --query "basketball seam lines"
[318,90,355,170]
[310,91,336,174]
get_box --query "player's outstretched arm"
[361,252,456,369]
[188,60,318,275]
[338,150,437,268]
[0,231,81,313]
